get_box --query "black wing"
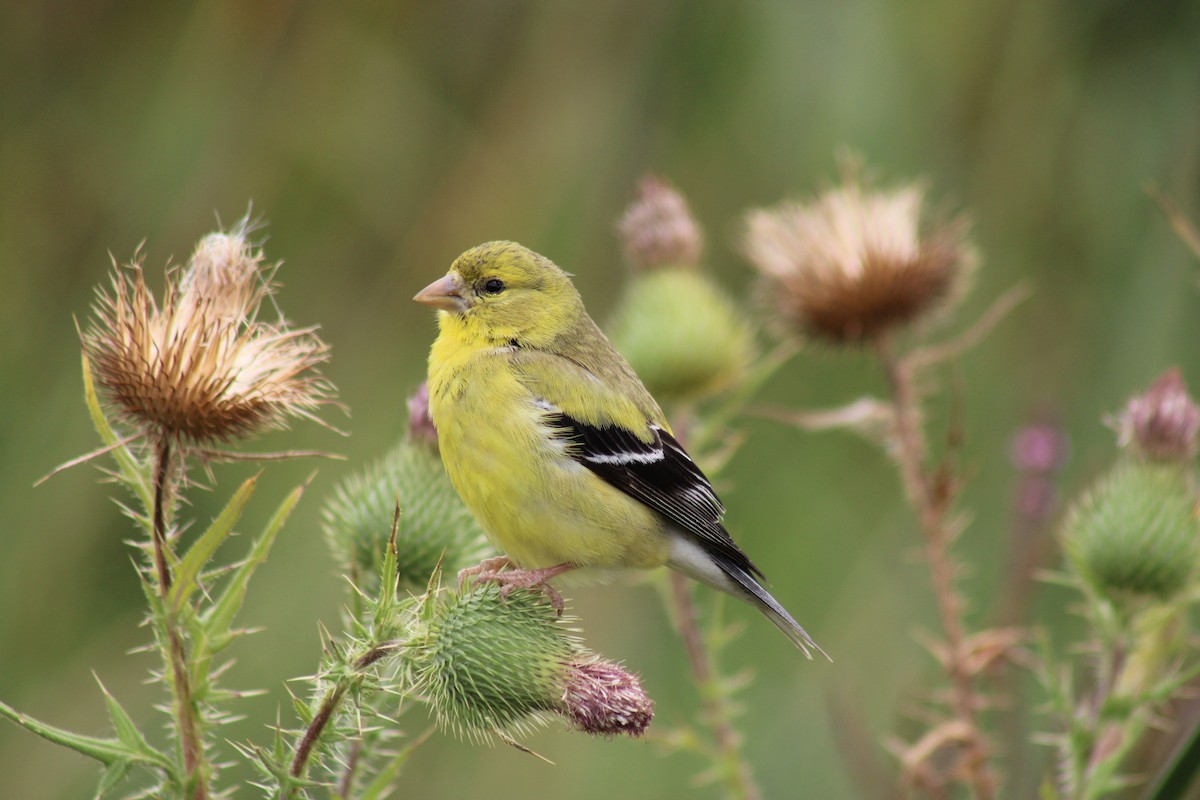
[547,411,764,580]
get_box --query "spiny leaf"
[377,502,402,612]
[199,475,310,655]
[171,475,258,610]
[94,759,133,798]
[96,677,155,757]
[0,699,150,768]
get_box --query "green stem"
[668,572,761,800]
[151,438,208,800]
[152,437,173,594]
[288,642,400,786]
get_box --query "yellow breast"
[427,338,669,572]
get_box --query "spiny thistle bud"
[610,178,754,404]
[608,269,754,404]
[617,176,703,271]
[1113,368,1200,462]
[742,170,975,344]
[1064,462,1198,603]
[411,587,652,740]
[322,439,489,591]
[82,224,335,444]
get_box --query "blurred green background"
[2,1,1199,798]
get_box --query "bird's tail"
[723,563,830,661]
[668,538,829,660]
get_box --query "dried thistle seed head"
[1114,368,1200,462]
[83,229,335,444]
[742,174,975,344]
[617,176,703,271]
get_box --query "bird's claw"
[456,556,513,590]
[457,559,575,616]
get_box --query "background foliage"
[2,2,1199,797]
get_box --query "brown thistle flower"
[617,175,703,271]
[83,228,335,444]
[1113,367,1200,462]
[742,174,975,344]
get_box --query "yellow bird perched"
[415,241,825,659]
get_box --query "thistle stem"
[151,438,208,800]
[152,436,173,594]
[874,335,995,800]
[289,642,400,784]
[664,415,761,800]
[668,572,761,800]
[291,685,347,782]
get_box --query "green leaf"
[94,760,132,799]
[96,678,155,756]
[170,476,258,610]
[375,503,402,616]
[81,354,152,512]
[0,699,137,767]
[199,476,310,655]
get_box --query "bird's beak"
[414,273,469,313]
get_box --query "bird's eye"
[482,278,505,294]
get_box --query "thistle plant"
[2,221,337,799]
[1,221,652,800]
[275,509,652,796]
[410,585,653,742]
[1039,370,1200,800]
[743,161,1023,798]
[610,176,756,406]
[11,173,1199,800]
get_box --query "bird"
[414,241,825,658]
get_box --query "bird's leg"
[457,555,514,590]
[460,559,577,614]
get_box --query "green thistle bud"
[411,587,652,740]
[609,268,755,404]
[1064,462,1198,603]
[611,176,754,404]
[322,436,489,592]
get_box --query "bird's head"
[414,241,583,348]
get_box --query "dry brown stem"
[875,334,997,799]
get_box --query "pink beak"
[414,273,469,313]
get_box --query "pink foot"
[459,558,576,614]
[457,556,514,590]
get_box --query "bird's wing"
[511,351,764,579]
